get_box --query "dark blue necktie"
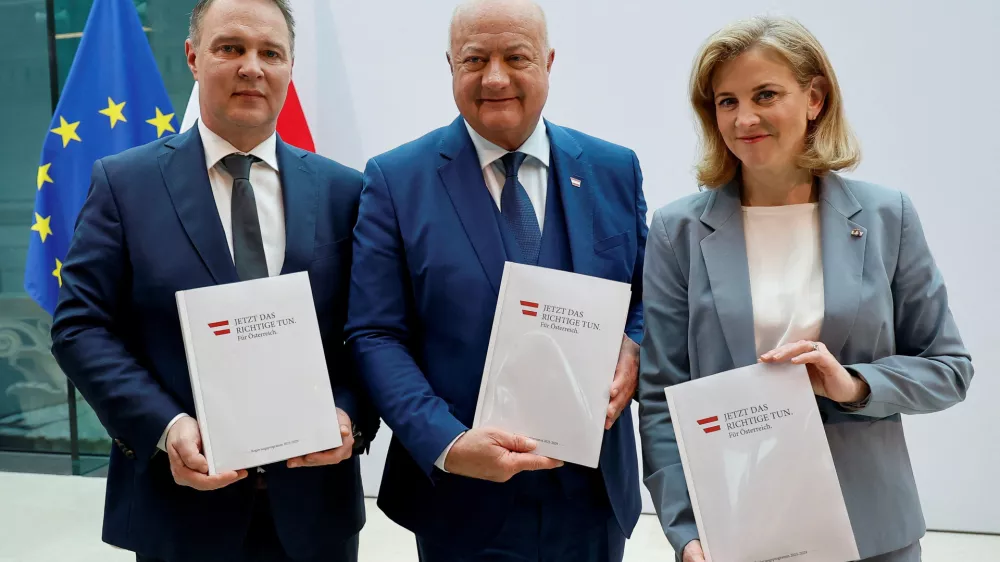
[499,152,541,265]
[221,153,268,281]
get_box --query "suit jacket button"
[125,450,136,460]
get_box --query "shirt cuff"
[434,431,465,473]
[157,413,191,452]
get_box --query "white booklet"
[175,271,342,475]
[473,262,632,468]
[665,362,859,562]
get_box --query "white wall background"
[294,0,1000,534]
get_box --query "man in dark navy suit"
[50,0,375,560]
[346,1,648,560]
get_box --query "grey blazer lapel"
[700,180,758,368]
[817,173,867,357]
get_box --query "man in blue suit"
[346,0,647,559]
[50,0,375,560]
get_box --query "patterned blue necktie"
[499,152,541,265]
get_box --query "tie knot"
[500,152,528,179]
[221,153,260,181]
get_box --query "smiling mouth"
[481,98,517,104]
[738,135,769,144]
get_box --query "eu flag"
[25,0,176,315]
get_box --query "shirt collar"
[198,119,280,172]
[463,117,550,171]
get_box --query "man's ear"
[185,39,199,81]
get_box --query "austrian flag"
[520,301,539,317]
[208,320,230,336]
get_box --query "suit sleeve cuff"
[332,386,358,423]
[156,413,190,452]
[838,367,873,412]
[434,431,466,473]
[415,414,469,476]
[670,531,701,562]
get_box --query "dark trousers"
[136,491,359,562]
[416,493,625,562]
[860,541,921,562]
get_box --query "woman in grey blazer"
[638,16,973,562]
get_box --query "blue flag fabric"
[25,0,176,315]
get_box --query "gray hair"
[189,0,296,54]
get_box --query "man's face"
[449,4,553,149]
[186,0,292,139]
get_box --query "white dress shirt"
[157,120,286,451]
[743,203,825,356]
[465,118,550,230]
[434,119,551,472]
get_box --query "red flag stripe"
[703,425,721,433]
[208,321,229,328]
[213,329,231,336]
[697,416,719,425]
[276,81,316,152]
[520,301,539,308]
[522,311,538,317]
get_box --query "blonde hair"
[690,16,860,188]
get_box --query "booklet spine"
[473,261,513,428]
[175,290,218,475]
[666,388,714,561]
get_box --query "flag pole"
[44,0,81,476]
[44,0,59,112]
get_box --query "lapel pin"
[570,177,582,188]
[851,228,864,237]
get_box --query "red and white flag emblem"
[208,320,230,336]
[697,415,721,434]
[520,300,539,317]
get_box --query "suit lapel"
[277,139,318,275]
[158,128,238,285]
[700,180,757,367]
[438,117,507,295]
[817,173,866,357]
[546,122,597,277]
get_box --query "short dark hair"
[189,0,296,54]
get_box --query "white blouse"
[742,203,825,356]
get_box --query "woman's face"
[712,47,826,176]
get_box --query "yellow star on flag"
[37,163,54,190]
[51,116,82,148]
[31,213,53,243]
[146,107,176,138]
[52,258,63,288]
[99,97,128,129]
